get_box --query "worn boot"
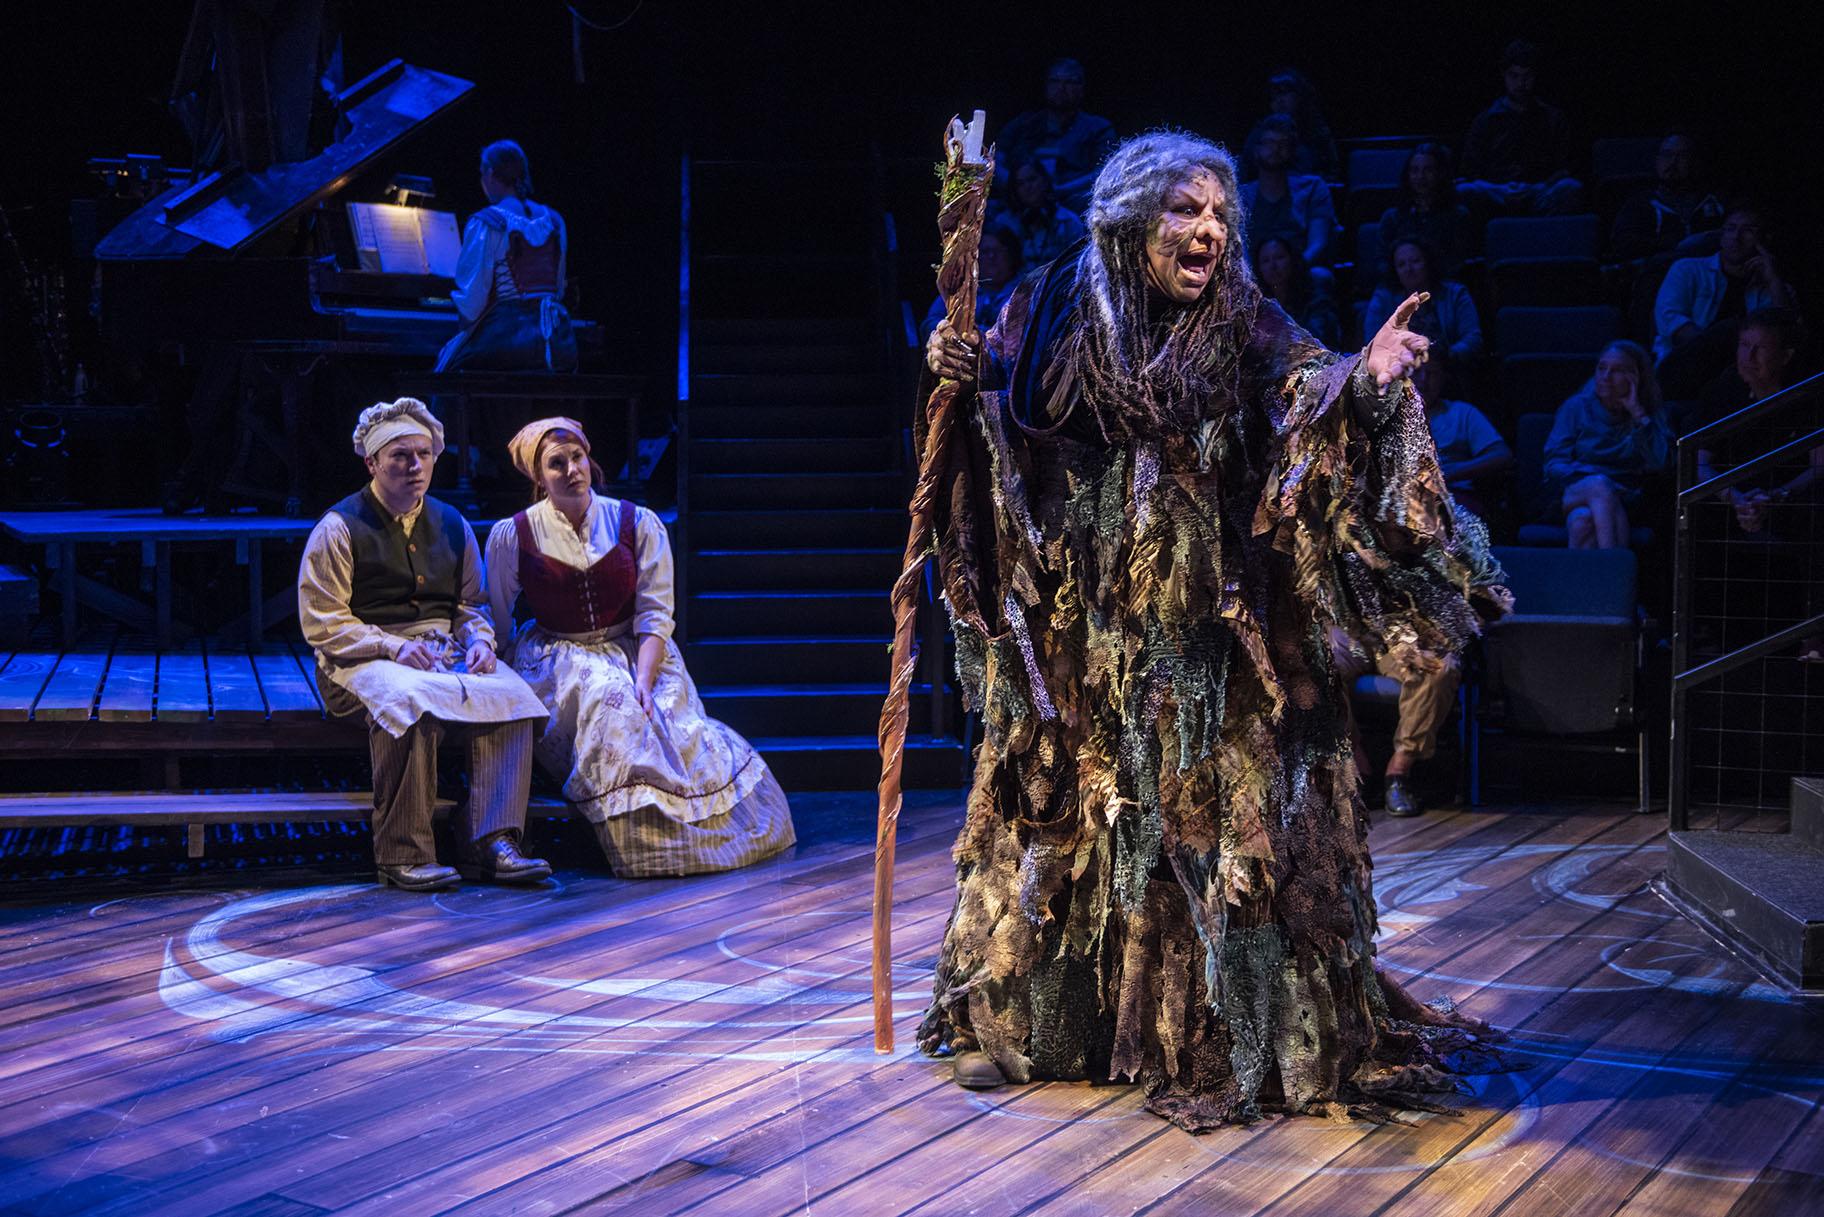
[457,831,552,884]
[951,1050,1006,1090]
[377,862,462,892]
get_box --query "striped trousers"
[368,716,533,866]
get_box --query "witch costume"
[485,419,795,877]
[915,133,1509,1130]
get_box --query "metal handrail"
[674,151,691,643]
[1667,368,1823,829]
[1678,369,1823,447]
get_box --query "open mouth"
[1179,251,1215,279]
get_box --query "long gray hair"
[1069,130,1260,441]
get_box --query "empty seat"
[1496,305,1621,354]
[1591,136,1662,183]
[1344,147,1411,229]
[1485,215,1602,308]
[1500,353,1593,421]
[1354,221,1382,294]
[1486,215,1601,261]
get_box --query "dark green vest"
[330,488,467,627]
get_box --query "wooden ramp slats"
[204,645,266,723]
[29,636,115,722]
[251,644,323,720]
[155,646,211,722]
[96,648,157,722]
[0,651,58,722]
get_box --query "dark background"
[3,0,1817,401]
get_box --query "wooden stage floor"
[0,793,1819,1216]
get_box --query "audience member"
[1364,239,1483,361]
[1240,114,1337,274]
[921,224,1023,342]
[1254,236,1341,349]
[1000,158,1087,268]
[1240,68,1341,181]
[1458,40,1584,216]
[1414,356,1512,518]
[1378,143,1474,279]
[1694,310,1816,535]
[1610,132,1726,261]
[1330,625,1461,817]
[1653,201,1798,398]
[1542,341,1673,549]
[994,58,1119,214]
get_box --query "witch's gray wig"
[1068,130,1260,442]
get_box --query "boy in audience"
[1417,357,1512,519]
[1459,40,1584,216]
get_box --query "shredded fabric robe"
[915,248,1511,1130]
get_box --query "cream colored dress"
[485,495,795,876]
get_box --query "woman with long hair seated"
[1253,236,1341,349]
[484,417,795,875]
[1363,237,1483,361]
[1541,341,1673,549]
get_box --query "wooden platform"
[0,639,351,754]
[0,795,1819,1215]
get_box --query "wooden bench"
[0,790,571,858]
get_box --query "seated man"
[1610,132,1726,261]
[1415,356,1512,519]
[1653,202,1798,398]
[1458,39,1583,216]
[299,397,553,891]
[994,58,1118,215]
[1240,114,1337,275]
[1331,627,1462,818]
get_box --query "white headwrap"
[352,397,445,460]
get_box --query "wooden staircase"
[681,315,964,792]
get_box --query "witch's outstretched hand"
[1366,292,1432,388]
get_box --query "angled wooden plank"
[155,644,210,722]
[30,636,115,721]
[251,645,322,720]
[96,645,157,722]
[0,650,58,721]
[204,644,266,723]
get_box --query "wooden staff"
[873,112,994,1054]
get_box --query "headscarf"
[507,416,589,482]
[352,397,444,459]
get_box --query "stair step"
[686,635,891,685]
[703,682,942,736]
[694,342,875,375]
[688,590,892,636]
[694,372,882,405]
[751,733,967,791]
[689,405,892,439]
[690,509,906,550]
[1664,829,1824,991]
[694,317,872,346]
[691,548,901,591]
[691,472,904,510]
[691,436,897,473]
[1794,776,1824,851]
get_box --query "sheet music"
[419,210,460,277]
[346,203,461,276]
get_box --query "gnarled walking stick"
[873,112,994,1054]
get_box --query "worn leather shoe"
[1384,777,1422,818]
[952,1050,1006,1090]
[458,833,553,884]
[377,862,461,892]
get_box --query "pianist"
[435,140,578,373]
[297,397,553,891]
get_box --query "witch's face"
[1145,171,1229,304]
